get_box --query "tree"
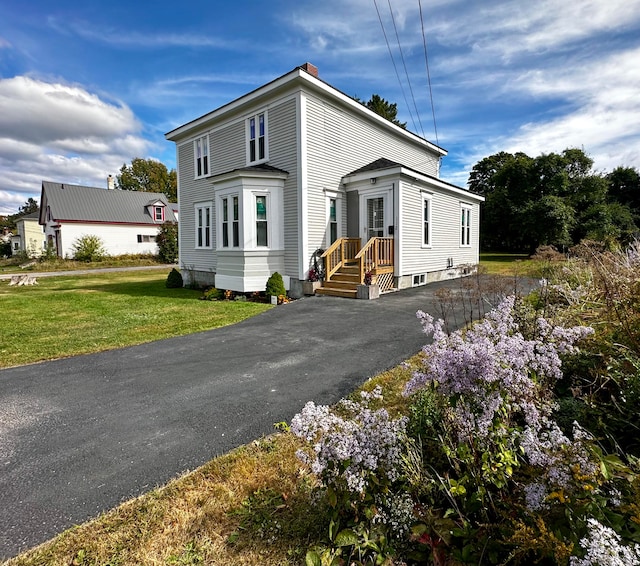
[607,166,640,212]
[467,148,637,252]
[355,94,407,129]
[116,158,177,202]
[156,221,178,264]
[18,197,39,215]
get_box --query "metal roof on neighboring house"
[40,181,178,225]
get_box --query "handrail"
[354,237,394,284]
[321,238,361,280]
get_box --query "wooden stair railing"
[321,238,361,281]
[318,237,395,296]
[354,237,394,291]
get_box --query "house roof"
[164,64,447,157]
[17,211,40,221]
[40,181,178,225]
[343,158,484,203]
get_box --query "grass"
[0,270,271,368]
[479,251,543,277]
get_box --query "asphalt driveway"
[0,277,531,559]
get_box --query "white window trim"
[421,192,432,248]
[460,203,472,247]
[253,191,270,248]
[194,135,210,179]
[325,190,342,247]
[217,193,241,250]
[194,202,214,249]
[245,111,269,165]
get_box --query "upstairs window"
[194,135,209,178]
[154,206,164,222]
[461,205,471,247]
[247,112,267,164]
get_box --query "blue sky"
[1,0,639,214]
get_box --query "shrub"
[0,241,12,258]
[201,287,225,301]
[156,221,178,263]
[265,272,286,298]
[71,234,107,262]
[165,268,183,288]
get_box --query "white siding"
[266,98,299,275]
[400,181,480,277]
[56,223,161,258]
[303,93,441,262]
[176,139,217,274]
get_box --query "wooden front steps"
[315,265,360,298]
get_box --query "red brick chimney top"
[300,62,318,78]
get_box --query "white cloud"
[0,77,151,213]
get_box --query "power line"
[372,0,418,132]
[386,0,426,139]
[418,0,439,146]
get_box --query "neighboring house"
[39,180,178,258]
[11,211,45,257]
[165,62,484,298]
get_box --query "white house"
[165,63,484,298]
[39,180,178,258]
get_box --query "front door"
[366,196,385,239]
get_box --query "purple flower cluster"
[405,296,593,444]
[291,387,408,494]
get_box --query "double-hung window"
[194,135,209,178]
[154,206,164,222]
[461,204,471,247]
[329,198,338,244]
[195,203,213,248]
[256,195,268,247]
[248,112,267,163]
[422,194,432,247]
[221,196,240,248]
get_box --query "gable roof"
[165,64,446,157]
[40,181,177,225]
[343,158,484,203]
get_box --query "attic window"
[154,206,164,222]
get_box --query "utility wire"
[372,0,418,133]
[386,0,426,139]
[418,0,439,146]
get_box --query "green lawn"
[480,251,543,277]
[0,270,271,368]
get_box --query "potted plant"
[357,270,380,300]
[302,267,322,295]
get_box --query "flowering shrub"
[293,287,640,564]
[570,518,640,566]
[291,387,407,495]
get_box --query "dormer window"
[247,112,267,164]
[154,206,164,222]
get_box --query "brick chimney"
[300,62,318,78]
[107,174,115,190]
